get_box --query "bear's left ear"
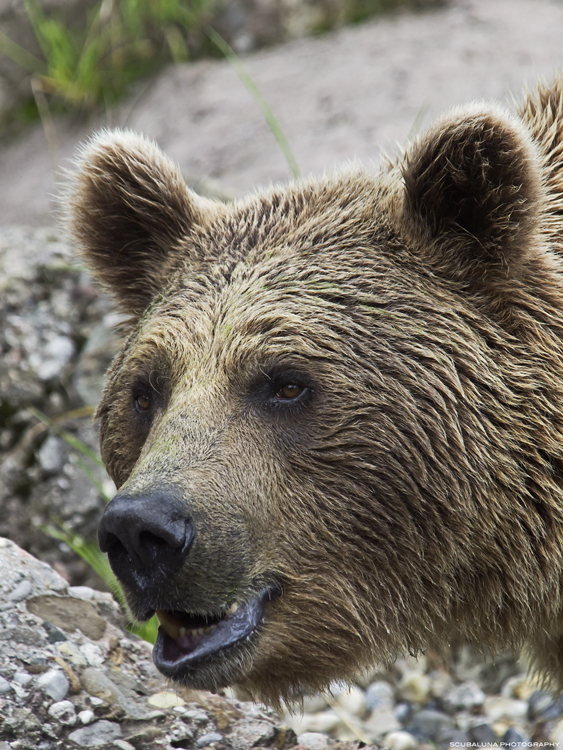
[398,104,544,286]
[66,129,222,318]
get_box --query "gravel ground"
[0,537,304,750]
[2,534,563,750]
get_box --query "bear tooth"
[179,626,186,639]
[156,610,180,640]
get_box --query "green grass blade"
[205,25,300,180]
[0,30,46,74]
[27,405,105,469]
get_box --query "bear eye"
[275,384,303,400]
[135,393,151,413]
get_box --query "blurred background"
[1,0,563,747]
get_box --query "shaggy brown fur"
[67,76,563,704]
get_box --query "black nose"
[98,491,194,583]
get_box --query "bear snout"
[98,490,194,589]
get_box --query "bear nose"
[98,492,194,575]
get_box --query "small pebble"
[196,732,223,747]
[147,691,186,708]
[68,719,122,746]
[78,710,95,725]
[48,699,77,726]
[0,676,10,694]
[405,709,452,742]
[184,709,210,723]
[12,672,32,687]
[384,730,420,750]
[470,723,497,744]
[42,621,67,644]
[335,685,366,717]
[364,705,401,740]
[365,680,394,711]
[37,669,69,701]
[37,435,66,474]
[483,696,528,722]
[443,680,486,713]
[113,741,136,750]
[292,710,343,736]
[528,690,563,721]
[503,727,529,744]
[400,672,432,705]
[297,731,330,750]
[79,642,104,667]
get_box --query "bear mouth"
[152,588,275,679]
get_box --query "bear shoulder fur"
[67,76,563,704]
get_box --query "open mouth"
[152,589,275,679]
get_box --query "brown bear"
[67,76,563,705]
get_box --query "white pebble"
[290,710,342,735]
[113,741,136,750]
[37,669,69,701]
[297,732,331,750]
[335,685,366,717]
[400,671,432,705]
[78,709,95,725]
[48,699,77,726]
[483,696,528,722]
[364,706,402,741]
[384,730,419,750]
[79,642,104,667]
[12,671,33,687]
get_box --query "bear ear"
[65,129,218,317]
[399,104,543,286]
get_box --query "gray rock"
[229,720,276,749]
[37,668,69,701]
[528,690,563,721]
[365,680,395,711]
[34,334,76,381]
[196,732,224,747]
[470,724,497,744]
[12,671,33,686]
[442,680,486,713]
[0,674,10,693]
[184,709,211,723]
[503,727,530,746]
[37,435,67,475]
[405,709,453,742]
[436,728,470,750]
[68,719,122,747]
[48,699,77,725]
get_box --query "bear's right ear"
[66,130,219,317]
[397,104,543,289]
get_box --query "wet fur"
[67,76,563,704]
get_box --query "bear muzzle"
[98,488,281,686]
